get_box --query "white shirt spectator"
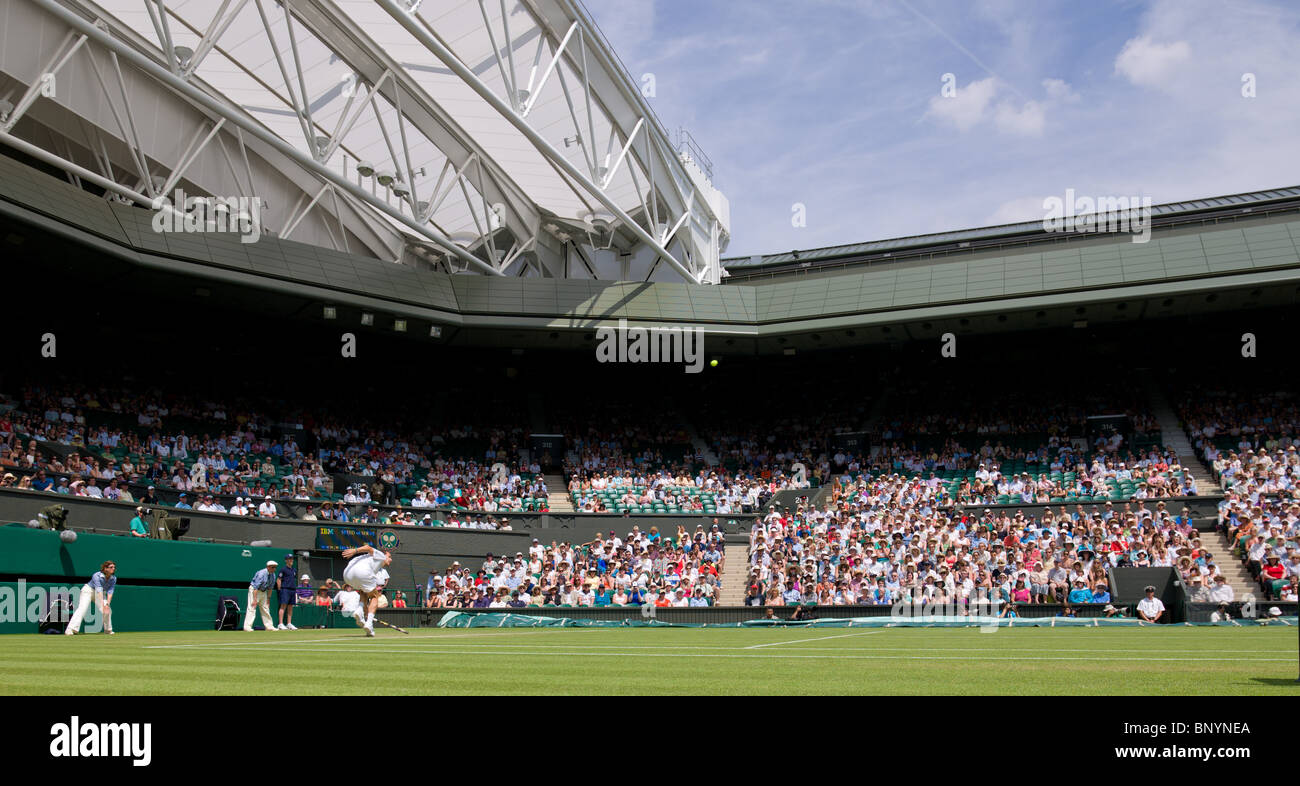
[1208,581,1234,604]
[1137,595,1166,620]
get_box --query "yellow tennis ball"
[709,359,718,367]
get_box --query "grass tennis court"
[1,627,1296,695]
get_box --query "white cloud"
[994,99,1045,136]
[926,77,1047,136]
[925,76,998,131]
[1114,35,1192,88]
[1041,78,1079,102]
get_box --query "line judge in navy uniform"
[244,560,279,631]
[276,554,299,630]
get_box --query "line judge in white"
[1136,585,1166,623]
[340,545,392,637]
[65,560,115,635]
[244,560,279,631]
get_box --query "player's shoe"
[64,629,75,635]
[243,627,254,632]
[364,623,376,637]
[276,623,287,630]
[287,624,298,631]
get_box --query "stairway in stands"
[1203,529,1259,604]
[1143,379,1220,495]
[717,540,750,606]
[544,473,574,513]
[676,409,719,467]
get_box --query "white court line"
[129,645,1297,662]
[745,631,881,649]
[285,641,1296,654]
[140,629,557,649]
[141,632,1298,655]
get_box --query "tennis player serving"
[340,545,392,637]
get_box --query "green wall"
[0,524,285,584]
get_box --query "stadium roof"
[0,0,729,282]
[5,146,1299,354]
[724,186,1300,273]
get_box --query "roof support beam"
[107,50,158,196]
[1,30,87,133]
[145,0,180,75]
[159,118,226,197]
[281,183,331,239]
[251,0,314,152]
[322,69,390,162]
[476,0,516,108]
[185,0,249,78]
[31,0,504,276]
[0,128,182,226]
[520,22,576,117]
[297,0,541,247]
[280,0,320,156]
[602,117,642,189]
[375,0,702,284]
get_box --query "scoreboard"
[314,525,376,551]
[313,526,401,551]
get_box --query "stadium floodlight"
[314,136,330,159]
[391,179,410,198]
[355,160,375,178]
[322,305,337,320]
[376,170,396,187]
[173,45,194,69]
[393,319,407,333]
[360,312,375,326]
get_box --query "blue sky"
[583,0,1300,258]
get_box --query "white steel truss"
[0,0,730,283]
